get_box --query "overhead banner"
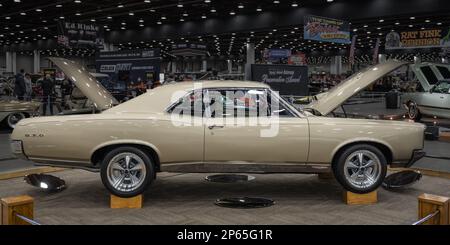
[57,21,104,49]
[96,49,161,83]
[251,64,309,96]
[386,28,450,49]
[373,38,381,64]
[304,15,351,44]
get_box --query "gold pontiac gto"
[11,58,426,197]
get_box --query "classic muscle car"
[402,63,450,120]
[10,58,426,197]
[1,100,40,129]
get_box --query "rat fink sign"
[386,28,450,49]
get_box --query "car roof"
[161,80,270,91]
[105,80,271,114]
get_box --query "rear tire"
[100,146,155,197]
[333,144,387,194]
[6,112,25,129]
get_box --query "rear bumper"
[391,150,426,168]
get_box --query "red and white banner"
[349,35,357,66]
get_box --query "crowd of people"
[13,69,57,115]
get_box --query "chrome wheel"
[408,102,418,119]
[7,113,25,129]
[343,150,382,189]
[106,152,147,193]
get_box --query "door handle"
[208,125,225,130]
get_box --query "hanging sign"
[386,28,450,49]
[57,21,104,49]
[304,15,351,44]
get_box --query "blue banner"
[304,15,351,44]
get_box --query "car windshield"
[433,80,450,94]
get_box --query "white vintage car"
[11,58,426,197]
[403,63,450,120]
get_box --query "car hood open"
[49,57,118,111]
[306,61,408,116]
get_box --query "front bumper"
[391,150,426,168]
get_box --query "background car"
[0,100,40,129]
[402,62,450,120]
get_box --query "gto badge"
[25,134,45,138]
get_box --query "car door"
[165,89,205,163]
[203,88,309,164]
[419,81,450,118]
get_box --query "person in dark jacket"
[14,69,26,100]
[41,74,55,116]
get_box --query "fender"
[90,139,162,161]
[329,137,395,162]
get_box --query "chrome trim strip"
[161,162,330,173]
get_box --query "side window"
[437,66,450,79]
[169,90,204,117]
[420,66,439,85]
[205,89,295,118]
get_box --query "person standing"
[14,69,26,100]
[41,74,55,116]
[24,73,32,101]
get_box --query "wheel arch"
[90,141,161,171]
[331,140,393,167]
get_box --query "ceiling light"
[273,0,280,3]
[56,4,62,7]
[144,0,151,3]
[204,0,211,3]
[410,16,415,20]
[107,16,112,19]
[75,13,81,16]
[74,0,82,3]
[437,22,442,25]
[161,16,166,20]
[379,19,384,23]
[395,22,400,25]
[201,15,207,19]
[20,12,26,15]
[210,8,216,12]
[157,21,162,24]
[256,7,262,11]
[183,12,188,16]
[327,0,334,2]
[118,4,124,8]
[129,12,134,16]
[291,2,299,7]
[238,3,244,9]
[177,2,183,8]
[230,11,236,15]
[36,9,42,12]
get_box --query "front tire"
[100,147,154,197]
[333,144,387,194]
